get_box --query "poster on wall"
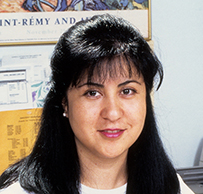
[0,0,150,45]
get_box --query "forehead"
[77,55,141,85]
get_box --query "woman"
[0,14,193,194]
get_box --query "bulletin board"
[0,40,154,174]
[0,52,49,174]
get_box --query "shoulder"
[177,174,194,194]
[0,182,34,194]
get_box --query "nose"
[100,97,124,122]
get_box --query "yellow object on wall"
[0,108,42,175]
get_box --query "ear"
[62,97,68,118]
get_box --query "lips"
[98,129,125,138]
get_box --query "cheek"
[67,101,98,132]
[137,104,146,130]
[127,100,146,137]
[138,105,147,125]
[128,99,146,122]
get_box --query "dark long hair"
[0,14,179,194]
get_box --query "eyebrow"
[118,80,141,87]
[78,80,141,88]
[78,82,104,88]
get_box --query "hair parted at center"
[0,14,180,194]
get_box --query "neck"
[79,152,128,190]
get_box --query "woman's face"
[64,62,146,160]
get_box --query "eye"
[121,88,136,96]
[84,90,101,98]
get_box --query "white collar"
[80,183,127,194]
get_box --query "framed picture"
[0,0,151,45]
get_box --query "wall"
[152,0,203,168]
